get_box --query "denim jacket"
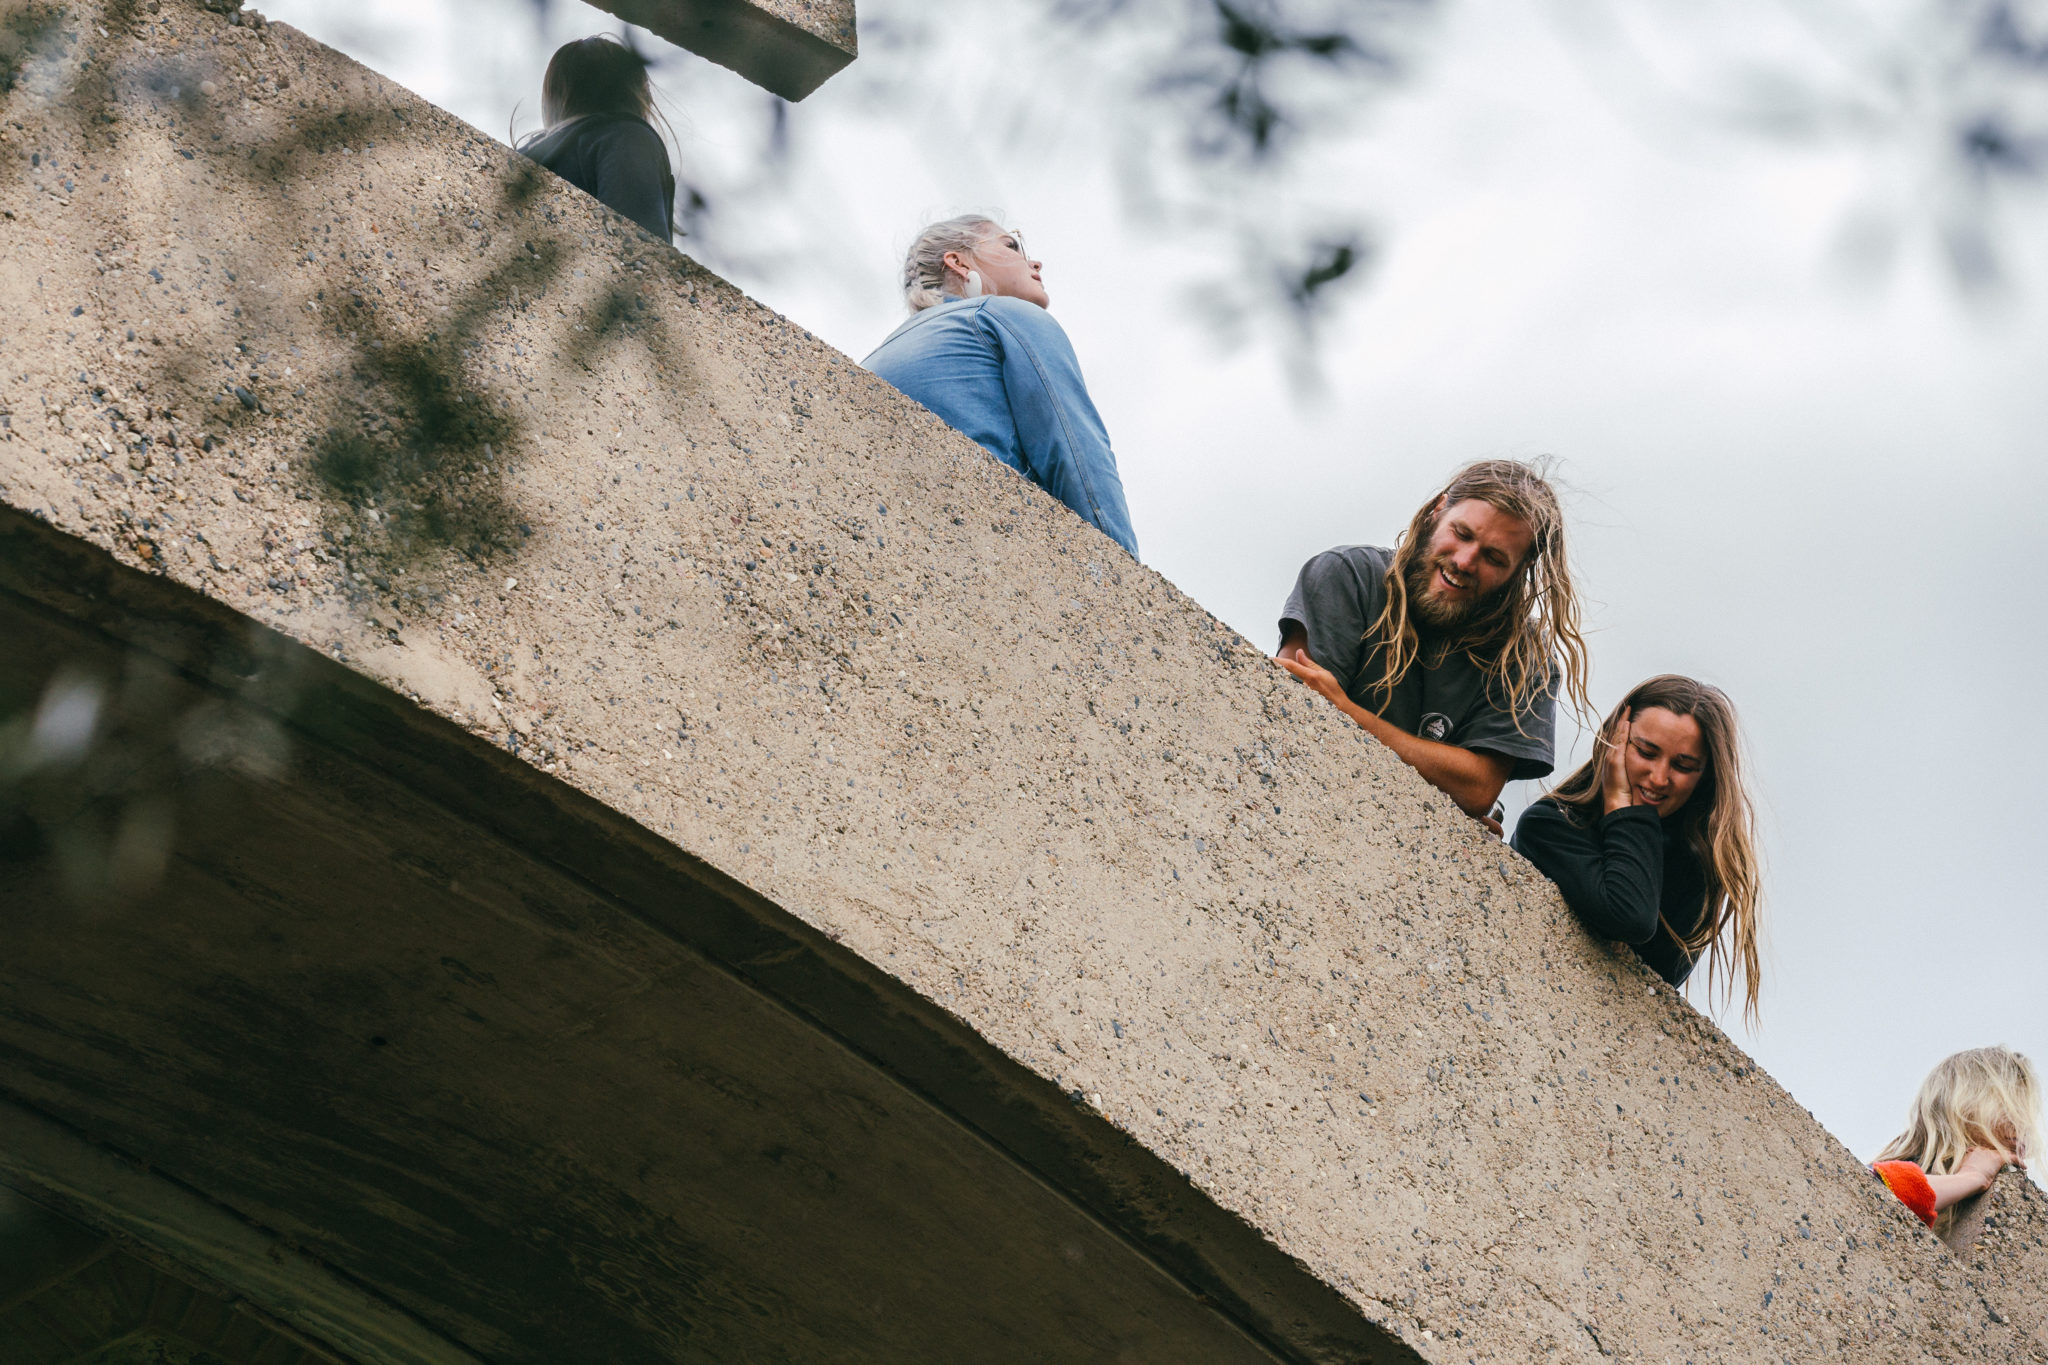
[862,295,1139,558]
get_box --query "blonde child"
[1872,1046,2040,1235]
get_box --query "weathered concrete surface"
[0,0,2037,1360]
[0,506,1382,1363]
[591,0,856,101]
[1947,1173,2048,1351]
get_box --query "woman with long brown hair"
[1510,675,1764,1021]
[517,36,677,241]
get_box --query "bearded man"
[1275,459,1592,829]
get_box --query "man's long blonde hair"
[1876,1046,2042,1234]
[1370,458,1592,727]
[1545,675,1765,1023]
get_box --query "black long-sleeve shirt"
[1510,798,1708,986]
[519,114,675,241]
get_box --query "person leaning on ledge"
[1273,459,1590,834]
[1510,675,1764,1019]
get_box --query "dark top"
[1510,798,1709,986]
[519,114,674,241]
[1278,544,1557,779]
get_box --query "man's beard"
[1404,551,1505,631]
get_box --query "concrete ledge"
[0,503,1411,1363]
[1,2,2043,1361]
[592,0,856,100]
[1946,1173,2048,1349]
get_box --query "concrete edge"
[595,0,857,101]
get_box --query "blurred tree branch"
[624,0,1435,378]
[1550,0,2048,292]
[400,0,2048,374]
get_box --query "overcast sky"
[261,0,2048,1169]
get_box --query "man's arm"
[1275,630,1512,818]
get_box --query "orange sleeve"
[1873,1160,1938,1227]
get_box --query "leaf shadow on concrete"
[1,0,705,903]
[4,0,702,603]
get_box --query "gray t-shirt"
[1279,544,1557,780]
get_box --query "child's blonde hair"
[1875,1046,2042,1234]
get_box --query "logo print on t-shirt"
[1418,712,1453,742]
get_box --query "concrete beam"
[0,503,1396,1363]
[590,0,856,100]
[0,2,2039,1361]
[0,1177,366,1365]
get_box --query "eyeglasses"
[986,227,1028,260]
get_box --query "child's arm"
[1927,1147,2012,1212]
[1874,1148,2014,1227]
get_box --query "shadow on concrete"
[3,0,700,592]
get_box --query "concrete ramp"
[0,1,2038,1360]
[1946,1174,2048,1353]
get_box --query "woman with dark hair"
[517,36,676,241]
[1510,674,1764,1021]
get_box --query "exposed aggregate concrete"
[704,0,854,55]
[1949,1174,2048,1351]
[0,1,2039,1359]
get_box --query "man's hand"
[1271,636,1513,820]
[1274,651,1346,708]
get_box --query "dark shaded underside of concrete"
[0,506,1416,1364]
[1,1193,341,1365]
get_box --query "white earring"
[964,269,985,298]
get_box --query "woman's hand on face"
[1600,707,1635,814]
[1275,651,1346,708]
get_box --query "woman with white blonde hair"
[862,215,1138,557]
[1872,1046,2040,1235]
